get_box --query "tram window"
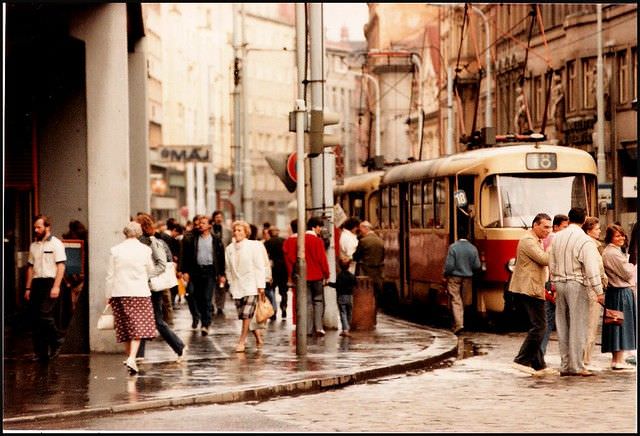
[369,191,380,227]
[390,185,399,229]
[481,175,501,228]
[410,183,422,228]
[423,181,435,228]
[380,187,389,229]
[434,179,446,229]
[482,174,592,228]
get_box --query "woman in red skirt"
[105,221,157,374]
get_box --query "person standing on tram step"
[550,207,604,377]
[443,229,481,336]
[540,213,569,355]
[510,213,556,376]
[24,214,67,363]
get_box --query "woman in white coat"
[225,220,271,352]
[105,221,157,374]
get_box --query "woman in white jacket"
[225,220,271,352]
[105,221,157,374]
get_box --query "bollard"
[351,276,376,331]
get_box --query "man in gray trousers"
[444,230,481,335]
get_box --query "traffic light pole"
[294,3,307,355]
[309,3,338,330]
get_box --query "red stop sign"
[286,152,297,183]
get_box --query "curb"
[3,321,458,424]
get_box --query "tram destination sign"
[151,145,212,163]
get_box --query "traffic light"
[308,110,340,157]
[266,152,297,193]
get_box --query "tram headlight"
[506,258,516,273]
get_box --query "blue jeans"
[265,285,277,319]
[338,294,353,331]
[192,266,216,328]
[307,280,325,334]
[138,291,185,357]
[541,300,556,354]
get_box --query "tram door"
[398,183,410,300]
[455,176,475,240]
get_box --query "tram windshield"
[481,174,590,228]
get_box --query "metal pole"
[231,4,243,219]
[241,5,253,224]
[195,162,206,214]
[596,4,606,185]
[411,54,423,159]
[309,3,338,330]
[186,162,196,219]
[361,73,381,158]
[471,6,492,128]
[447,65,455,155]
[294,3,307,355]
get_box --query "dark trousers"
[138,291,185,357]
[541,300,556,354]
[192,266,215,328]
[185,281,200,325]
[513,293,547,370]
[266,279,288,318]
[29,278,64,359]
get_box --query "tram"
[335,140,598,327]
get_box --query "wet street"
[7,328,636,432]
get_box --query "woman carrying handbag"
[225,220,271,352]
[601,224,637,370]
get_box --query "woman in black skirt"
[601,224,637,370]
[105,221,157,374]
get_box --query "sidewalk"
[3,297,458,424]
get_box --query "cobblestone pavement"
[8,330,636,432]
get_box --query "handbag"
[603,308,624,326]
[97,304,115,330]
[255,292,275,323]
[150,261,179,291]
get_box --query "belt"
[198,264,214,268]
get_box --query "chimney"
[340,25,349,42]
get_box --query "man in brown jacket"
[510,213,554,375]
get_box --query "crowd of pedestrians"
[24,205,634,379]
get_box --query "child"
[335,256,357,337]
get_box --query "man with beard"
[24,214,67,362]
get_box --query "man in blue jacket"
[444,231,481,335]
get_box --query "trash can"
[351,276,376,331]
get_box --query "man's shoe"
[316,329,326,337]
[281,309,287,318]
[512,362,536,375]
[270,315,277,322]
[533,367,559,377]
[216,308,224,316]
[201,326,210,336]
[560,371,577,376]
[191,320,199,330]
[577,369,595,377]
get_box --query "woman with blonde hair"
[225,220,271,352]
